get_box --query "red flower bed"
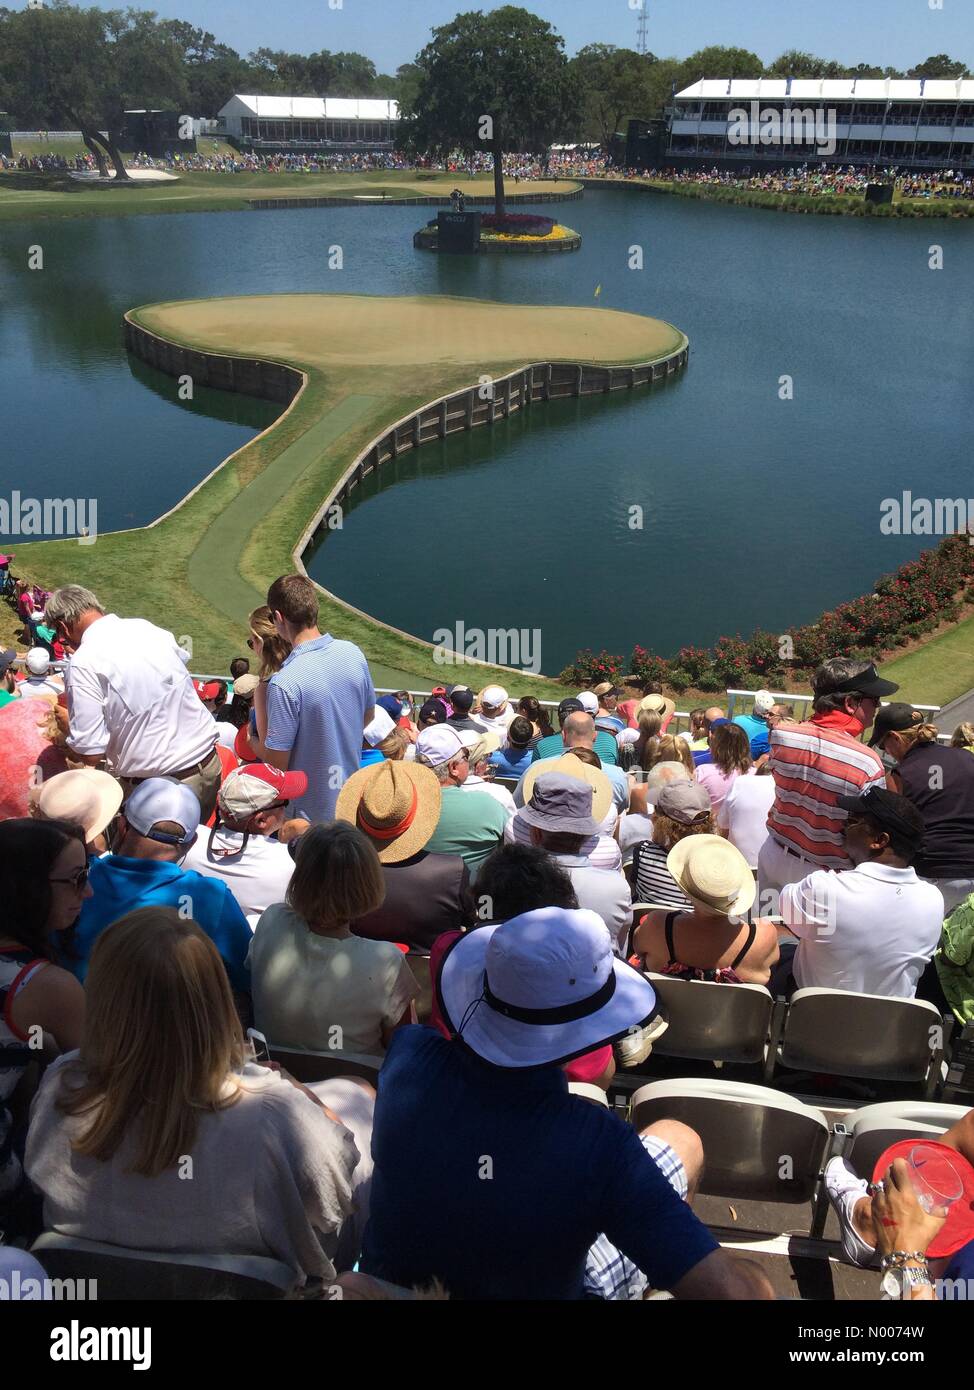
[480,212,554,237]
[561,536,974,690]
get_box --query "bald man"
[517,713,629,814]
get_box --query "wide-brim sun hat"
[335,757,442,863]
[437,906,661,1069]
[521,753,613,823]
[666,834,756,917]
[30,768,123,841]
[639,693,676,724]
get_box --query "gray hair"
[44,585,104,629]
[812,658,875,713]
[415,752,453,784]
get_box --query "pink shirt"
[696,764,751,817]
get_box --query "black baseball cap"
[827,663,899,699]
[557,697,584,720]
[419,698,447,724]
[835,787,925,851]
[867,702,925,747]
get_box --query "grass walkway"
[15,292,685,694]
[880,611,974,708]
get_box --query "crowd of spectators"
[621,161,974,199]
[0,564,972,1303]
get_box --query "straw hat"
[336,758,441,863]
[666,835,756,917]
[639,693,676,724]
[30,768,123,841]
[521,753,613,823]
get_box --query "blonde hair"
[248,605,291,679]
[378,728,408,761]
[950,722,974,751]
[893,721,940,751]
[288,822,385,930]
[57,908,244,1177]
[645,734,694,777]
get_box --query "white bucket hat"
[437,906,660,1069]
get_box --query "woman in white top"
[250,823,418,1055]
[26,907,359,1285]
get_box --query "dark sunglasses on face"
[50,864,90,890]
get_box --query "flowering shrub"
[567,536,974,693]
[559,648,625,685]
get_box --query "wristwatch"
[880,1252,933,1299]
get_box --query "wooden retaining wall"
[297,346,689,558]
[248,188,584,211]
[123,318,302,406]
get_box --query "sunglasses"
[50,864,90,890]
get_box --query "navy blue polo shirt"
[360,1027,717,1299]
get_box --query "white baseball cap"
[363,706,396,747]
[26,647,51,676]
[577,691,599,715]
[123,778,201,847]
[480,685,508,709]
[753,690,775,715]
[416,724,467,768]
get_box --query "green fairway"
[880,611,974,708]
[16,292,685,689]
[0,168,580,223]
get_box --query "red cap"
[194,679,223,702]
[219,763,308,816]
[234,724,258,763]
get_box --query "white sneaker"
[825,1157,879,1268]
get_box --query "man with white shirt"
[475,685,515,737]
[182,763,306,929]
[17,647,64,701]
[777,788,944,999]
[44,585,221,819]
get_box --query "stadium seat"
[764,988,952,1097]
[643,973,776,1066]
[492,777,519,793]
[268,1044,383,1087]
[568,1082,610,1106]
[629,1078,830,1205]
[835,1100,970,1182]
[808,1099,970,1238]
[30,1233,298,1300]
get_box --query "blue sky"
[66,0,973,72]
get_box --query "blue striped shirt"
[265,635,375,824]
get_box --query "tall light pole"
[636,2,649,57]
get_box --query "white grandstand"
[218,95,399,151]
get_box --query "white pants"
[923,878,974,917]
[756,836,818,916]
[310,1078,375,1273]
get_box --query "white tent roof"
[674,77,974,104]
[219,95,399,120]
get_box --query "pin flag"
[594,284,602,298]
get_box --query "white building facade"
[218,95,399,151]
[668,78,974,168]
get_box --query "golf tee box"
[437,211,482,252]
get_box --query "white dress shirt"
[780,861,945,997]
[65,614,216,777]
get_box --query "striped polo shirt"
[767,719,887,869]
